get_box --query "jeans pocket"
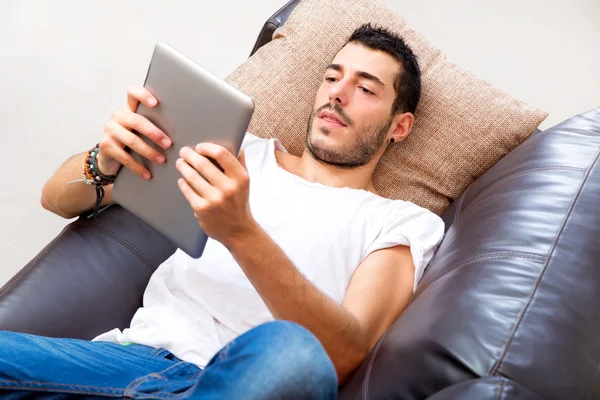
[152,347,180,361]
[126,362,203,398]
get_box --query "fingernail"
[179,147,187,156]
[176,158,183,166]
[143,172,151,180]
[156,155,165,164]
[148,97,157,106]
[161,138,171,148]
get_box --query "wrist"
[226,219,262,254]
[95,149,119,177]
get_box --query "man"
[2,24,444,398]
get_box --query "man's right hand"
[96,86,173,180]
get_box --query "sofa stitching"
[87,221,155,267]
[361,333,386,400]
[453,165,585,223]
[450,251,545,267]
[423,251,546,291]
[489,145,600,376]
[78,221,157,273]
[468,166,584,209]
[88,225,154,273]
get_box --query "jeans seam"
[125,362,193,397]
[188,370,204,380]
[0,379,123,391]
[123,374,203,400]
[134,391,190,399]
[147,373,167,381]
[150,347,162,356]
[156,362,190,376]
[124,378,146,397]
[0,380,123,397]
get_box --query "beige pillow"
[226,0,547,215]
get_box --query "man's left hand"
[176,143,257,248]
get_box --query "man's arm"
[41,86,173,219]
[41,152,114,219]
[175,142,415,384]
[228,226,414,385]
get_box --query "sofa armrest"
[339,108,600,399]
[249,0,301,56]
[0,205,176,339]
[426,377,542,400]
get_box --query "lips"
[318,110,347,127]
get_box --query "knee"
[0,330,24,347]
[255,321,338,397]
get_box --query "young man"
[4,24,444,399]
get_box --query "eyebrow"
[326,63,385,87]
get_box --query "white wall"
[1,0,598,286]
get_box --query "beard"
[306,103,392,169]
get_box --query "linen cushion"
[226,0,548,214]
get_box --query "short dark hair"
[346,23,421,115]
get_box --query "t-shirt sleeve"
[240,132,261,150]
[364,202,445,292]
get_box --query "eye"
[325,76,338,83]
[359,86,374,95]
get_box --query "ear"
[389,112,415,142]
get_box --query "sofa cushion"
[226,0,547,214]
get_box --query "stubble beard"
[305,104,392,169]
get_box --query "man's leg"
[190,320,338,400]
[0,330,202,399]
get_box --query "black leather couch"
[2,1,600,399]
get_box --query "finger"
[105,120,166,165]
[126,85,158,112]
[195,143,246,180]
[112,109,171,150]
[237,149,247,171]
[102,140,151,180]
[175,158,218,199]
[179,147,226,187]
[178,178,209,213]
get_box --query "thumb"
[237,149,247,170]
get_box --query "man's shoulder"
[241,132,269,150]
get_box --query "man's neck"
[275,149,378,193]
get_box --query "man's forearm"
[228,222,369,384]
[41,152,106,218]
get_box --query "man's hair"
[346,23,421,115]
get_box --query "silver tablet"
[112,42,254,258]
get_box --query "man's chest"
[247,177,383,276]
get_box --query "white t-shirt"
[93,133,445,368]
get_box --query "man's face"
[306,42,401,168]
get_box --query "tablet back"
[112,42,254,258]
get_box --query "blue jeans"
[0,321,337,399]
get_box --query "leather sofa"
[2,1,599,399]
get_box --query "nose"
[328,79,349,107]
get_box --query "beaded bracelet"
[85,144,117,185]
[66,143,117,219]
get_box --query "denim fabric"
[0,321,337,399]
